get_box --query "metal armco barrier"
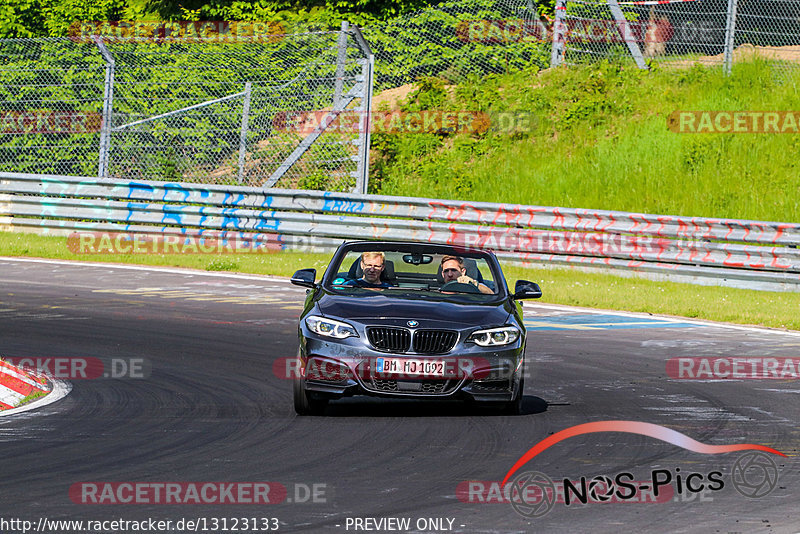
[1,172,799,291]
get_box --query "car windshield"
[324,246,502,298]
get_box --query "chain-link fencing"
[363,0,550,90]
[0,28,372,191]
[552,0,800,72]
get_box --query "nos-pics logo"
[502,421,785,519]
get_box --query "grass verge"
[2,231,798,331]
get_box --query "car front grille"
[412,330,457,354]
[367,378,454,395]
[367,327,411,352]
[366,327,457,354]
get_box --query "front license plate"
[376,357,445,377]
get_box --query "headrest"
[349,258,396,282]
[437,257,484,284]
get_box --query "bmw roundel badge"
[407,320,419,327]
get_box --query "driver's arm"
[457,275,494,294]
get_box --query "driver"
[441,255,493,294]
[343,251,394,288]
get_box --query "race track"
[0,258,798,533]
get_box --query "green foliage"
[297,170,334,191]
[0,0,46,37]
[205,257,239,271]
[0,0,432,37]
[14,388,48,407]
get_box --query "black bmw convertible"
[290,241,542,415]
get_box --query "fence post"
[550,0,567,67]
[94,36,115,180]
[348,25,373,194]
[334,21,349,108]
[237,81,252,184]
[724,0,739,75]
[355,53,374,194]
[607,0,648,69]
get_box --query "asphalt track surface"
[0,257,798,534]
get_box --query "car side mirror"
[512,280,542,299]
[291,268,317,289]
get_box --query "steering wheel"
[439,281,481,294]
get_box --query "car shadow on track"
[317,395,548,417]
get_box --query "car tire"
[293,350,328,415]
[293,375,328,415]
[502,374,524,416]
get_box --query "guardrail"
[1,172,799,291]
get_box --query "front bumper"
[298,331,525,403]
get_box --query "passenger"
[440,255,493,294]
[344,251,393,288]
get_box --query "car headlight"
[305,315,358,339]
[468,326,520,347]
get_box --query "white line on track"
[0,256,290,283]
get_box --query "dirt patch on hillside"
[662,44,800,69]
[372,83,416,110]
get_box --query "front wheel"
[292,350,328,415]
[501,374,524,415]
[293,375,328,415]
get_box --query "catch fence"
[0,28,373,191]
[551,0,800,72]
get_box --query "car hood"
[316,291,512,328]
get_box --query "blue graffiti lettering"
[127,182,154,199]
[322,198,365,213]
[163,182,191,202]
